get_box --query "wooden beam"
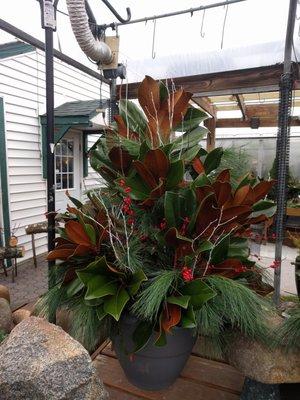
[234,94,247,120]
[245,104,279,118]
[118,65,285,99]
[204,117,216,151]
[216,116,300,128]
[192,97,216,118]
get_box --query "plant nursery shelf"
[92,342,244,400]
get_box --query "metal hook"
[200,10,206,38]
[100,0,131,23]
[151,19,157,59]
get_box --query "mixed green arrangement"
[37,76,277,353]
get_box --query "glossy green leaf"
[175,107,208,132]
[128,269,148,296]
[96,305,107,321]
[132,321,154,352]
[192,173,211,189]
[210,233,230,265]
[66,277,84,298]
[119,99,148,138]
[181,279,216,310]
[167,295,190,309]
[166,160,184,190]
[251,200,277,218]
[227,237,249,259]
[203,147,223,174]
[125,175,150,200]
[103,288,130,321]
[66,192,83,209]
[197,240,214,253]
[181,305,196,328]
[164,191,181,227]
[82,275,118,300]
[173,126,207,150]
[84,224,96,245]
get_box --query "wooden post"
[31,234,37,269]
[204,117,216,152]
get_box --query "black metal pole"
[45,26,56,258]
[273,0,297,306]
[37,0,57,286]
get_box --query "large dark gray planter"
[112,314,196,391]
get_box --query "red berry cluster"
[181,266,194,281]
[234,265,247,273]
[159,218,167,231]
[180,217,190,236]
[119,180,135,225]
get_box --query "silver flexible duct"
[66,0,113,64]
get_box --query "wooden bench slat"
[94,354,240,400]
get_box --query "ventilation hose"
[66,0,113,64]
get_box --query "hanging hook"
[200,9,206,38]
[151,19,157,59]
[100,0,131,23]
[220,1,229,49]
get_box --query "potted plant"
[36,76,276,391]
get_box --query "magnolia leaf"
[66,277,84,297]
[96,305,107,321]
[251,200,277,218]
[82,275,118,300]
[84,224,97,246]
[192,173,211,189]
[252,180,275,202]
[144,149,169,180]
[133,321,154,353]
[133,160,157,189]
[227,237,249,259]
[159,81,169,103]
[128,269,148,296]
[210,233,231,265]
[166,160,184,189]
[173,126,207,150]
[181,305,196,328]
[181,279,216,310]
[203,147,223,174]
[65,221,92,247]
[119,99,148,138]
[175,144,202,163]
[197,240,214,253]
[103,288,130,321]
[175,107,208,132]
[161,304,181,333]
[65,190,83,209]
[125,175,150,200]
[167,295,190,309]
[164,191,181,227]
[216,169,231,182]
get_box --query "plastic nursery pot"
[112,313,197,391]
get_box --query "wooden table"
[93,341,245,400]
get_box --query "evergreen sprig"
[131,270,179,321]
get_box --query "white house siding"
[0,49,109,260]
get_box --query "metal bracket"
[100,0,131,23]
[36,0,58,31]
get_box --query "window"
[55,139,74,190]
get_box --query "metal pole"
[37,0,57,286]
[273,0,297,306]
[99,0,246,30]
